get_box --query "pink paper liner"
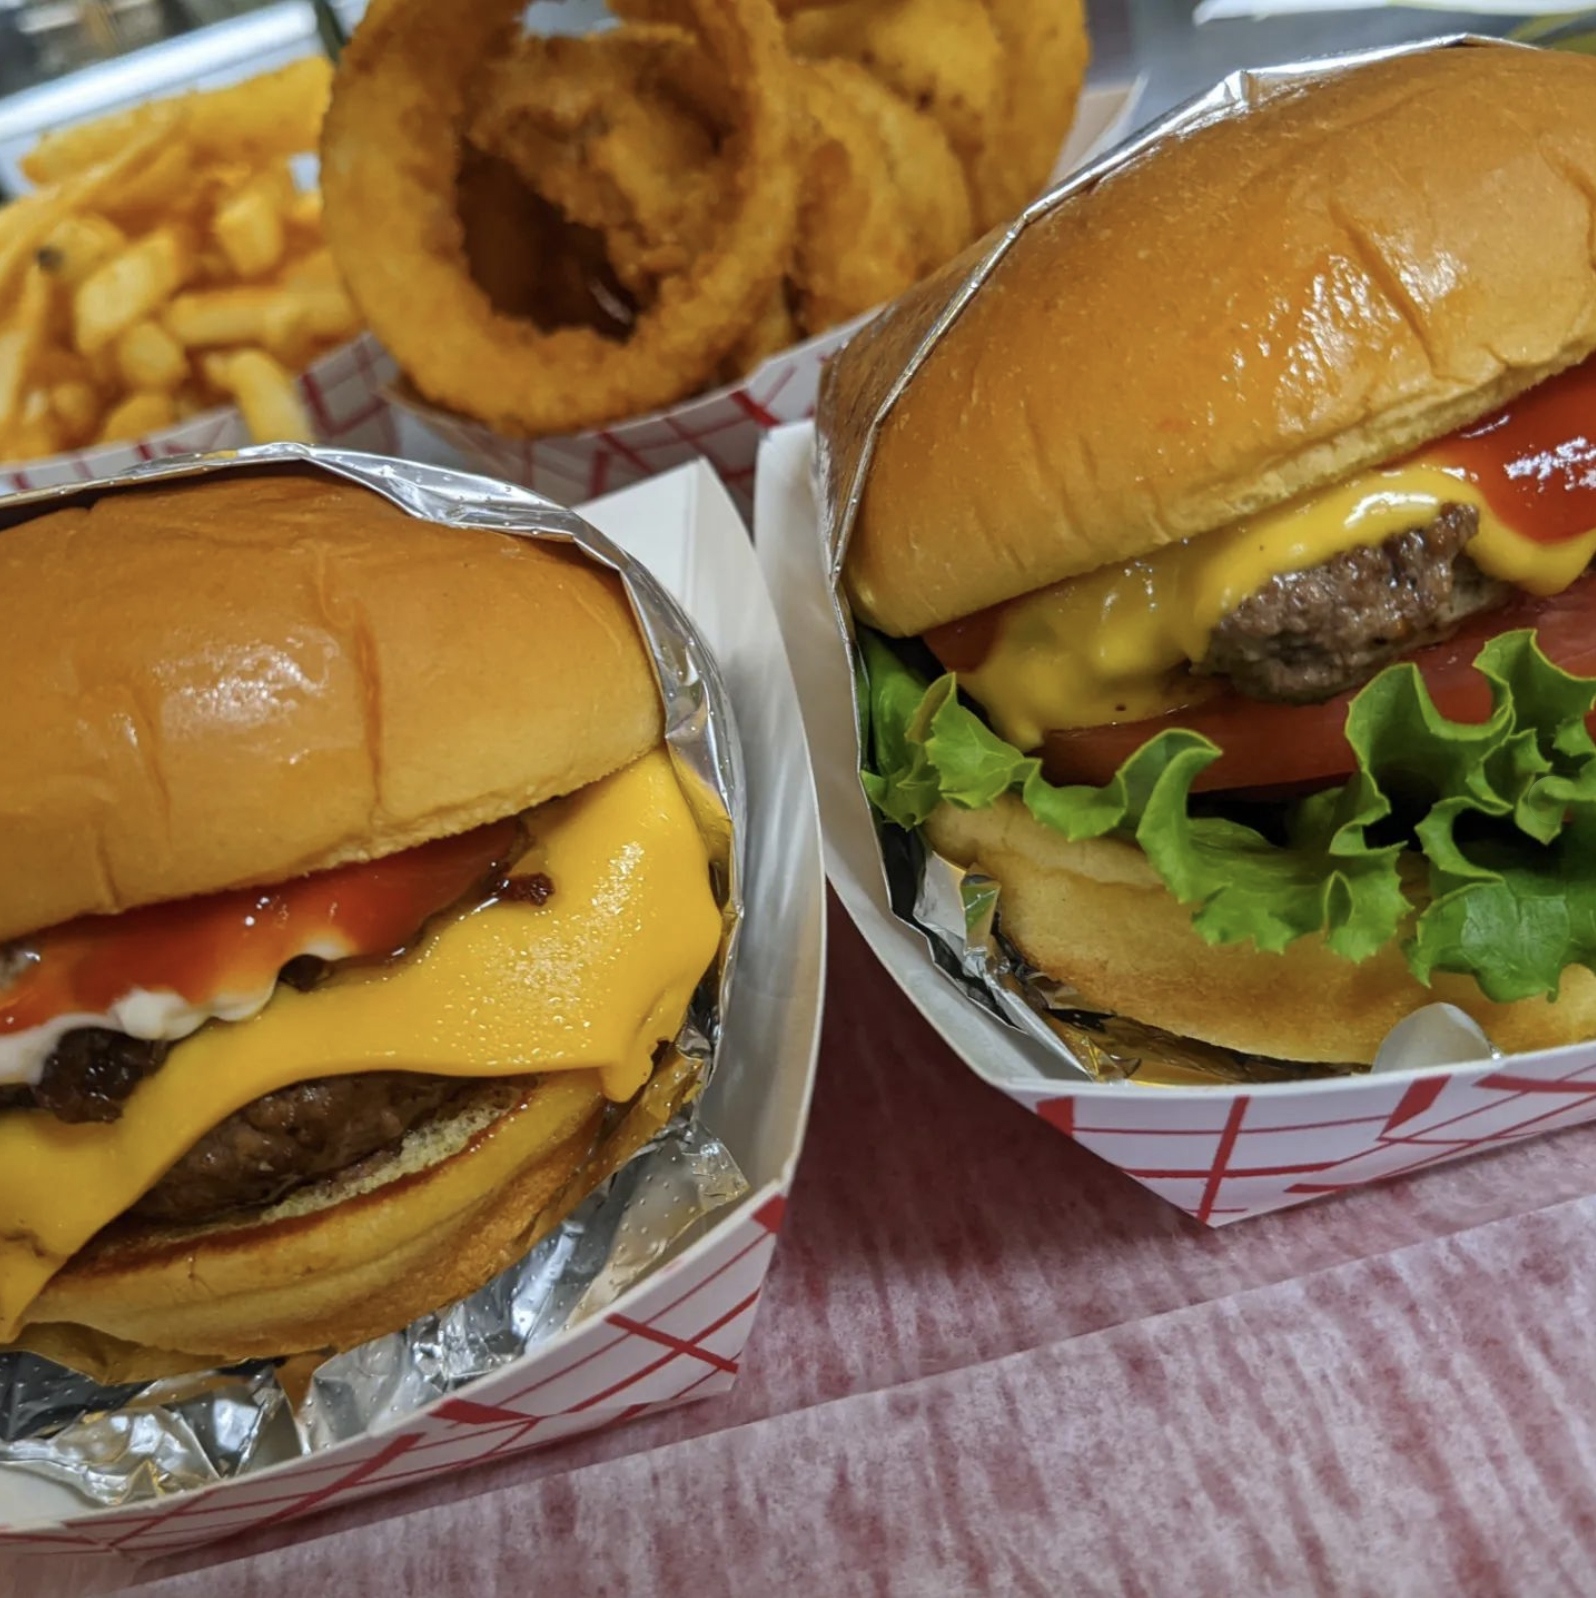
[1007,1044,1596,1226]
[395,321,861,519]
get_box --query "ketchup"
[0,817,521,1035]
[924,603,1009,673]
[1424,355,1596,544]
[928,354,1596,675]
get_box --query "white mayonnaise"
[0,935,349,1088]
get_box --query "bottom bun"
[14,1071,607,1377]
[925,797,1596,1064]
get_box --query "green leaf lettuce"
[859,628,1596,1003]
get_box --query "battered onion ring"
[789,60,920,334]
[469,30,727,301]
[457,146,636,337]
[972,0,1090,230]
[720,284,800,380]
[786,0,1004,209]
[321,0,799,433]
[811,58,971,276]
[612,0,854,22]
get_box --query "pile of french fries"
[0,58,362,465]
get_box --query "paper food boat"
[0,333,398,497]
[756,419,1596,1228]
[393,79,1145,517]
[0,459,824,1586]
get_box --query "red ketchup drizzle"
[929,357,1596,677]
[1419,355,1596,544]
[0,818,520,1036]
[923,602,1010,674]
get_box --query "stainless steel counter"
[0,0,1521,171]
[1094,0,1511,122]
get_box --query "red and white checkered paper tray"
[0,333,398,498]
[755,419,1596,1229]
[389,79,1144,517]
[0,460,824,1587]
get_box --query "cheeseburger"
[831,44,1596,1064]
[0,470,723,1372]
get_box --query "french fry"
[212,166,293,279]
[172,384,213,420]
[84,341,121,390]
[22,61,333,187]
[0,59,360,468]
[180,60,334,168]
[279,246,341,289]
[35,214,127,288]
[73,226,192,354]
[9,388,61,460]
[95,140,197,230]
[96,390,175,443]
[115,319,189,392]
[20,60,331,184]
[204,349,314,444]
[1,419,64,463]
[0,121,169,304]
[32,345,94,388]
[0,265,52,431]
[49,379,102,443]
[193,247,238,285]
[164,279,353,350]
[284,190,323,235]
[163,285,281,347]
[21,107,177,187]
[261,283,361,361]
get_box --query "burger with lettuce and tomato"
[831,43,1596,1063]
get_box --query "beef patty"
[0,1027,169,1123]
[1199,504,1508,703]
[130,1072,472,1225]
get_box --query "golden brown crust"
[926,797,1596,1063]
[15,1072,607,1373]
[0,471,663,942]
[841,44,1596,636]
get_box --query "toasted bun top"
[0,471,663,942]
[838,44,1596,636]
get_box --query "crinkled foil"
[0,444,746,1503]
[815,37,1514,1090]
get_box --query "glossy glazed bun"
[926,799,1596,1063]
[837,44,1596,636]
[0,471,662,942]
[16,1072,607,1377]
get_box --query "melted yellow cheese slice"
[0,748,722,1340]
[959,464,1596,749]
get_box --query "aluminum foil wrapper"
[816,36,1515,1091]
[0,444,747,1504]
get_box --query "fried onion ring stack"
[322,0,1089,434]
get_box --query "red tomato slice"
[1040,578,1596,794]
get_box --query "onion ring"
[808,58,971,275]
[612,0,856,22]
[972,0,1090,229]
[720,284,800,381]
[789,60,920,333]
[787,0,1004,210]
[468,29,727,301]
[457,146,637,337]
[321,0,800,434]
